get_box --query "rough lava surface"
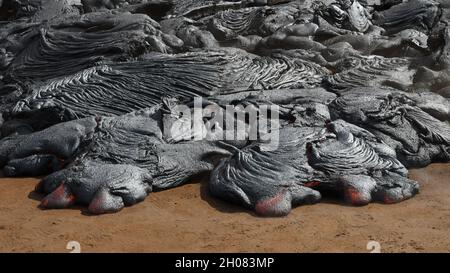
[0,0,449,216]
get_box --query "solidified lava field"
[0,1,449,250]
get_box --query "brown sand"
[0,164,449,253]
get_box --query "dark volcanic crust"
[0,0,449,216]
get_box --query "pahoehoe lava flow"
[0,0,449,216]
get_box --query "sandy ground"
[0,163,449,253]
